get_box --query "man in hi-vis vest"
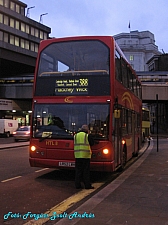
[74,125,94,189]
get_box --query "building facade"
[0,0,51,125]
[147,54,168,71]
[0,0,51,77]
[114,30,161,71]
[145,54,168,133]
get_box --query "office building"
[0,0,51,125]
[114,30,161,71]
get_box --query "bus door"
[132,113,135,155]
[113,109,122,167]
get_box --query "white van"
[0,119,18,137]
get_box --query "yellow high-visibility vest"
[74,132,91,158]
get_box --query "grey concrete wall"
[142,85,168,100]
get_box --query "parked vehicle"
[13,126,30,142]
[0,119,18,137]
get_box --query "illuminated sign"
[55,78,88,95]
[35,75,110,96]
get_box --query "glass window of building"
[10,1,15,11]
[130,55,134,61]
[31,27,35,36]
[20,6,24,15]
[130,64,134,69]
[21,22,25,32]
[26,24,29,34]
[10,34,14,45]
[21,38,25,48]
[0,13,3,23]
[43,32,47,40]
[35,28,39,38]
[40,30,43,39]
[4,15,9,25]
[15,20,19,30]
[4,32,8,42]
[35,43,38,52]
[30,42,34,51]
[15,36,19,46]
[16,4,20,13]
[4,0,9,8]
[10,18,14,28]
[25,40,29,50]
[0,31,3,40]
[0,0,3,6]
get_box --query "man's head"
[81,124,89,132]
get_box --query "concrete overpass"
[142,84,168,101]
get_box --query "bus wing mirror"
[114,109,120,118]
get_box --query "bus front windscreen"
[35,40,110,96]
[32,103,109,140]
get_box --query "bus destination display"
[55,78,88,95]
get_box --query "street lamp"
[39,13,48,24]
[26,6,35,18]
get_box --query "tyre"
[6,132,10,138]
[119,146,127,171]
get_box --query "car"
[13,126,30,142]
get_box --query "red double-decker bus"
[29,36,142,172]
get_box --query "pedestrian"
[74,124,94,189]
[147,135,151,146]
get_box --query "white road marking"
[1,176,22,183]
[35,168,49,173]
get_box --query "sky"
[24,0,168,53]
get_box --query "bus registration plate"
[59,162,75,167]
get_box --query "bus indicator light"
[122,140,126,145]
[103,149,109,154]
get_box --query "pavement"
[52,137,168,225]
[1,137,168,225]
[0,141,29,149]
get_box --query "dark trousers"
[75,158,91,188]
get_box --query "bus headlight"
[103,148,109,154]
[122,139,126,145]
[30,145,36,151]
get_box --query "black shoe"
[85,186,94,189]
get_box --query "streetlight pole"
[156,94,159,152]
[26,6,35,18]
[39,13,48,24]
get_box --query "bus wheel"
[136,138,140,156]
[133,138,140,157]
